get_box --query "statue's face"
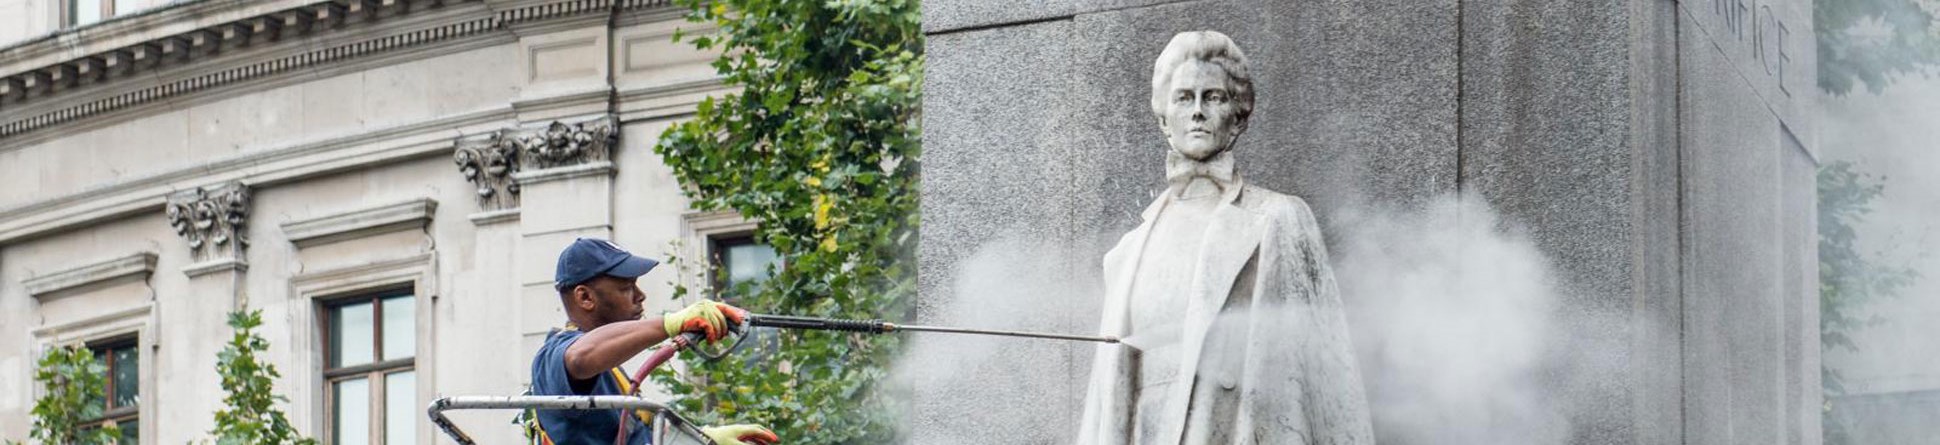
[1162,61,1245,160]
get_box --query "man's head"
[1150,31,1254,161]
[554,238,659,328]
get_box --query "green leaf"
[654,0,922,442]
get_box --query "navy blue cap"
[554,238,660,291]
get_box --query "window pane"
[334,378,370,445]
[90,352,109,408]
[117,419,137,445]
[332,302,375,367]
[72,0,102,25]
[112,0,138,16]
[111,345,138,408]
[723,241,779,287]
[380,296,415,361]
[384,371,416,445]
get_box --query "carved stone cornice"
[165,182,251,264]
[0,0,674,141]
[453,114,616,210]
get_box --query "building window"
[85,337,139,445]
[708,235,782,362]
[322,291,417,445]
[66,0,145,27]
[709,235,780,302]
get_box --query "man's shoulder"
[531,329,580,372]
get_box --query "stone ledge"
[22,252,159,299]
[292,252,435,299]
[616,76,730,123]
[282,198,439,248]
[469,208,523,225]
[512,161,615,184]
[29,303,154,342]
[183,258,249,277]
[0,104,513,246]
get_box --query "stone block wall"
[915,0,1819,443]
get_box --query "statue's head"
[1151,31,1254,161]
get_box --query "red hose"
[614,332,704,445]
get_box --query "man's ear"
[571,285,597,310]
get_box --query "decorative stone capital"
[514,117,616,169]
[455,132,522,211]
[453,115,618,211]
[165,182,250,264]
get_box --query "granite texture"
[911,19,1094,445]
[1455,0,1679,443]
[1678,1,1821,444]
[919,0,1819,443]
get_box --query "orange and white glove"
[661,300,746,342]
[701,424,778,445]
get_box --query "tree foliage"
[1817,161,1920,444]
[1816,0,1940,94]
[650,0,921,443]
[18,346,120,445]
[207,310,317,445]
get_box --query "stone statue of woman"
[1075,31,1375,445]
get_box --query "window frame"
[30,303,155,445]
[318,288,416,445]
[84,335,140,444]
[63,0,113,28]
[706,233,781,302]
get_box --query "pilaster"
[157,181,252,444]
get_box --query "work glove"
[701,424,779,445]
[662,300,746,342]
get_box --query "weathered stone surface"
[1678,1,1820,444]
[922,0,1819,443]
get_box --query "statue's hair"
[1150,31,1254,124]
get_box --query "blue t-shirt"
[531,328,651,445]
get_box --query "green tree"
[1816,0,1940,94]
[17,346,121,445]
[206,309,317,445]
[1817,161,1920,444]
[1814,2,1938,442]
[650,0,921,443]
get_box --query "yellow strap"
[611,365,654,424]
[531,324,652,443]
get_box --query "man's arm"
[563,300,742,380]
[562,318,670,381]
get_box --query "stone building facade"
[0,1,758,444]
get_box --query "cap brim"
[601,254,660,278]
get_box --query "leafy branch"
[650,0,922,443]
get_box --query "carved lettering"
[1708,0,1793,98]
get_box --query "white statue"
[1076,31,1375,445]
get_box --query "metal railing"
[427,395,715,445]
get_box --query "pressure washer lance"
[744,313,1123,344]
[623,312,1119,395]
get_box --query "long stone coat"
[1075,181,1374,445]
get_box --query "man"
[531,237,780,445]
[1074,31,1374,444]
